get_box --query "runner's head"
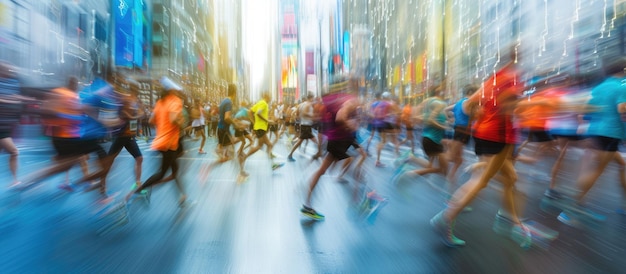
[228,83,237,98]
[261,91,271,102]
[160,76,184,98]
[462,85,478,96]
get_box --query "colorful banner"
[393,65,401,85]
[306,51,314,75]
[403,61,412,85]
[114,0,143,68]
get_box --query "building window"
[13,1,29,40]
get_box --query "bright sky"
[244,0,276,100]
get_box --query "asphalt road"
[0,131,625,273]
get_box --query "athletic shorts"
[474,137,507,156]
[217,128,232,146]
[551,134,585,141]
[422,137,444,157]
[453,125,471,145]
[52,138,107,159]
[327,140,352,161]
[234,129,249,137]
[109,136,142,158]
[527,130,553,142]
[0,130,11,139]
[255,129,267,138]
[299,125,314,139]
[589,136,620,152]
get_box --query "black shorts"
[52,138,107,159]
[255,129,267,138]
[234,129,249,137]
[527,130,553,142]
[376,123,394,132]
[552,134,585,141]
[474,137,507,156]
[422,137,444,157]
[193,125,205,132]
[299,125,314,139]
[109,136,142,158]
[589,136,621,152]
[453,125,471,145]
[217,128,232,146]
[269,124,278,132]
[327,140,352,160]
[0,130,11,139]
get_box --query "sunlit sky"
[243,0,276,100]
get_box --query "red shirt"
[472,64,523,144]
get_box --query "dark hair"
[463,85,478,95]
[228,84,237,97]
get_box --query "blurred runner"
[301,80,360,220]
[239,92,283,173]
[125,77,187,207]
[430,50,531,247]
[107,78,145,190]
[287,93,318,161]
[0,62,27,187]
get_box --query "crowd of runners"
[2,51,626,249]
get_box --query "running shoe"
[493,211,513,235]
[393,150,412,168]
[557,211,581,227]
[198,150,207,154]
[301,205,325,220]
[129,184,150,195]
[560,202,606,222]
[272,163,285,170]
[430,211,465,247]
[543,189,563,200]
[287,156,296,162]
[237,173,250,184]
[127,188,151,205]
[390,163,411,183]
[511,224,533,249]
[375,161,386,168]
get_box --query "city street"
[1,131,625,274]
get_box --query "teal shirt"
[422,98,447,144]
[587,77,626,139]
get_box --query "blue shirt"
[453,97,470,127]
[218,98,232,129]
[587,77,626,139]
[80,87,123,139]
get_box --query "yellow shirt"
[250,99,269,131]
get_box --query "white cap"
[160,76,183,91]
[382,91,391,99]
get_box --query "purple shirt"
[322,93,356,141]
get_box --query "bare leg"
[305,154,336,207]
[0,137,19,184]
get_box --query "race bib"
[129,119,138,132]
